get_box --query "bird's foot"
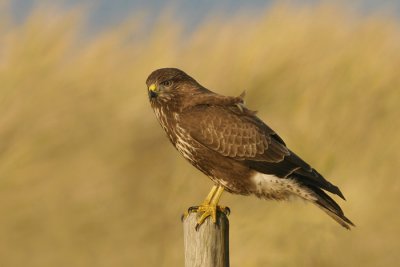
[184,205,230,230]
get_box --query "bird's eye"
[161,80,173,87]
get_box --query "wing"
[180,105,290,162]
[180,104,345,199]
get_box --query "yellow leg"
[210,185,224,206]
[182,185,218,221]
[196,186,224,223]
[201,185,219,206]
[187,185,230,229]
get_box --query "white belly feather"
[251,172,316,201]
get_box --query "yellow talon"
[184,185,229,230]
[196,204,218,224]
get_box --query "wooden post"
[183,211,230,267]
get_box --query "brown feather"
[180,105,289,161]
[146,68,354,229]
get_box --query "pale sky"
[10,0,400,33]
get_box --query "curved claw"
[184,185,229,230]
[188,206,199,213]
[180,213,186,222]
[187,205,230,230]
[195,206,217,231]
[182,206,197,222]
[223,206,231,216]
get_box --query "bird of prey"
[146,68,354,229]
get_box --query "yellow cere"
[149,84,157,92]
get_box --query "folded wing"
[180,104,345,199]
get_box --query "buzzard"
[146,68,354,229]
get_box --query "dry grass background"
[0,2,399,267]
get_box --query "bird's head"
[146,68,202,105]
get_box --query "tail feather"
[309,186,355,229]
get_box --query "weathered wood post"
[183,211,230,267]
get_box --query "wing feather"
[180,105,288,162]
[180,104,345,199]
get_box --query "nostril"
[148,90,157,99]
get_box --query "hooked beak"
[148,83,158,99]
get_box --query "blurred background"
[0,0,399,266]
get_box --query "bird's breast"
[153,107,198,161]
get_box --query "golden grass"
[0,3,399,266]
